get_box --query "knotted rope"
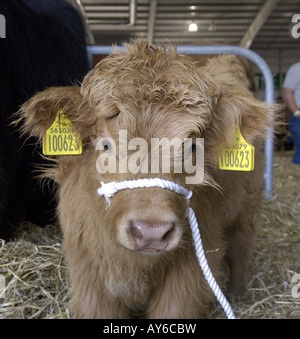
[97,178,236,319]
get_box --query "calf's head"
[18,41,272,256]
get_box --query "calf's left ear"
[17,86,94,142]
[203,90,274,158]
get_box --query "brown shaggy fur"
[18,40,274,318]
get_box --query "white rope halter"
[97,178,236,319]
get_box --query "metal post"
[70,0,95,45]
[86,45,274,198]
[239,0,280,49]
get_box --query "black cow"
[0,0,89,239]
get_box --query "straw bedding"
[0,150,300,319]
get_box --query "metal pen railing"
[87,45,275,198]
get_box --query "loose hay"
[1,150,300,319]
[244,150,300,319]
[210,150,300,319]
[0,224,71,319]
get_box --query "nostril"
[162,223,175,241]
[129,222,143,240]
[128,220,176,252]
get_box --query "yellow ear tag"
[219,127,255,171]
[42,110,82,155]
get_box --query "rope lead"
[98,178,236,319]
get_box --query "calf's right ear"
[17,86,94,142]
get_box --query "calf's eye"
[102,140,111,151]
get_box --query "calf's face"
[85,87,203,254]
[18,42,271,256]
[79,47,218,255]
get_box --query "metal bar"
[86,45,274,198]
[89,24,140,31]
[239,0,280,49]
[147,0,158,43]
[83,0,136,31]
[129,0,137,26]
[70,0,95,44]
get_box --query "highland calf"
[19,41,273,318]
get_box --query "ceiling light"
[188,22,198,32]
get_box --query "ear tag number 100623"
[219,127,255,171]
[43,110,82,156]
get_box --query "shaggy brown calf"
[19,41,273,318]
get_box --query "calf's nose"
[129,220,175,253]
